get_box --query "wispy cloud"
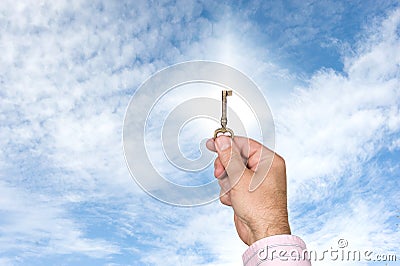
[0,0,399,265]
[274,8,400,265]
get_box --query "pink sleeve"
[242,235,311,266]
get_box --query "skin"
[206,136,291,246]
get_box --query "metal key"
[214,90,234,139]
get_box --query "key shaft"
[221,90,232,128]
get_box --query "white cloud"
[272,8,400,265]
[0,180,120,260]
[0,0,399,265]
[117,201,246,266]
[277,8,400,188]
[0,0,254,263]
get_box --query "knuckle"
[273,153,286,168]
[214,158,219,168]
[219,194,231,206]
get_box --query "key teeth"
[222,90,232,96]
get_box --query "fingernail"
[216,136,231,151]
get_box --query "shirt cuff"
[242,235,311,265]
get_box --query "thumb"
[215,136,248,187]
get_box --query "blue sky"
[0,0,399,265]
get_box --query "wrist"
[249,213,291,245]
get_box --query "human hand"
[206,136,291,246]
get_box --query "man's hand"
[206,136,291,246]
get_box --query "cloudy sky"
[1,0,399,265]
